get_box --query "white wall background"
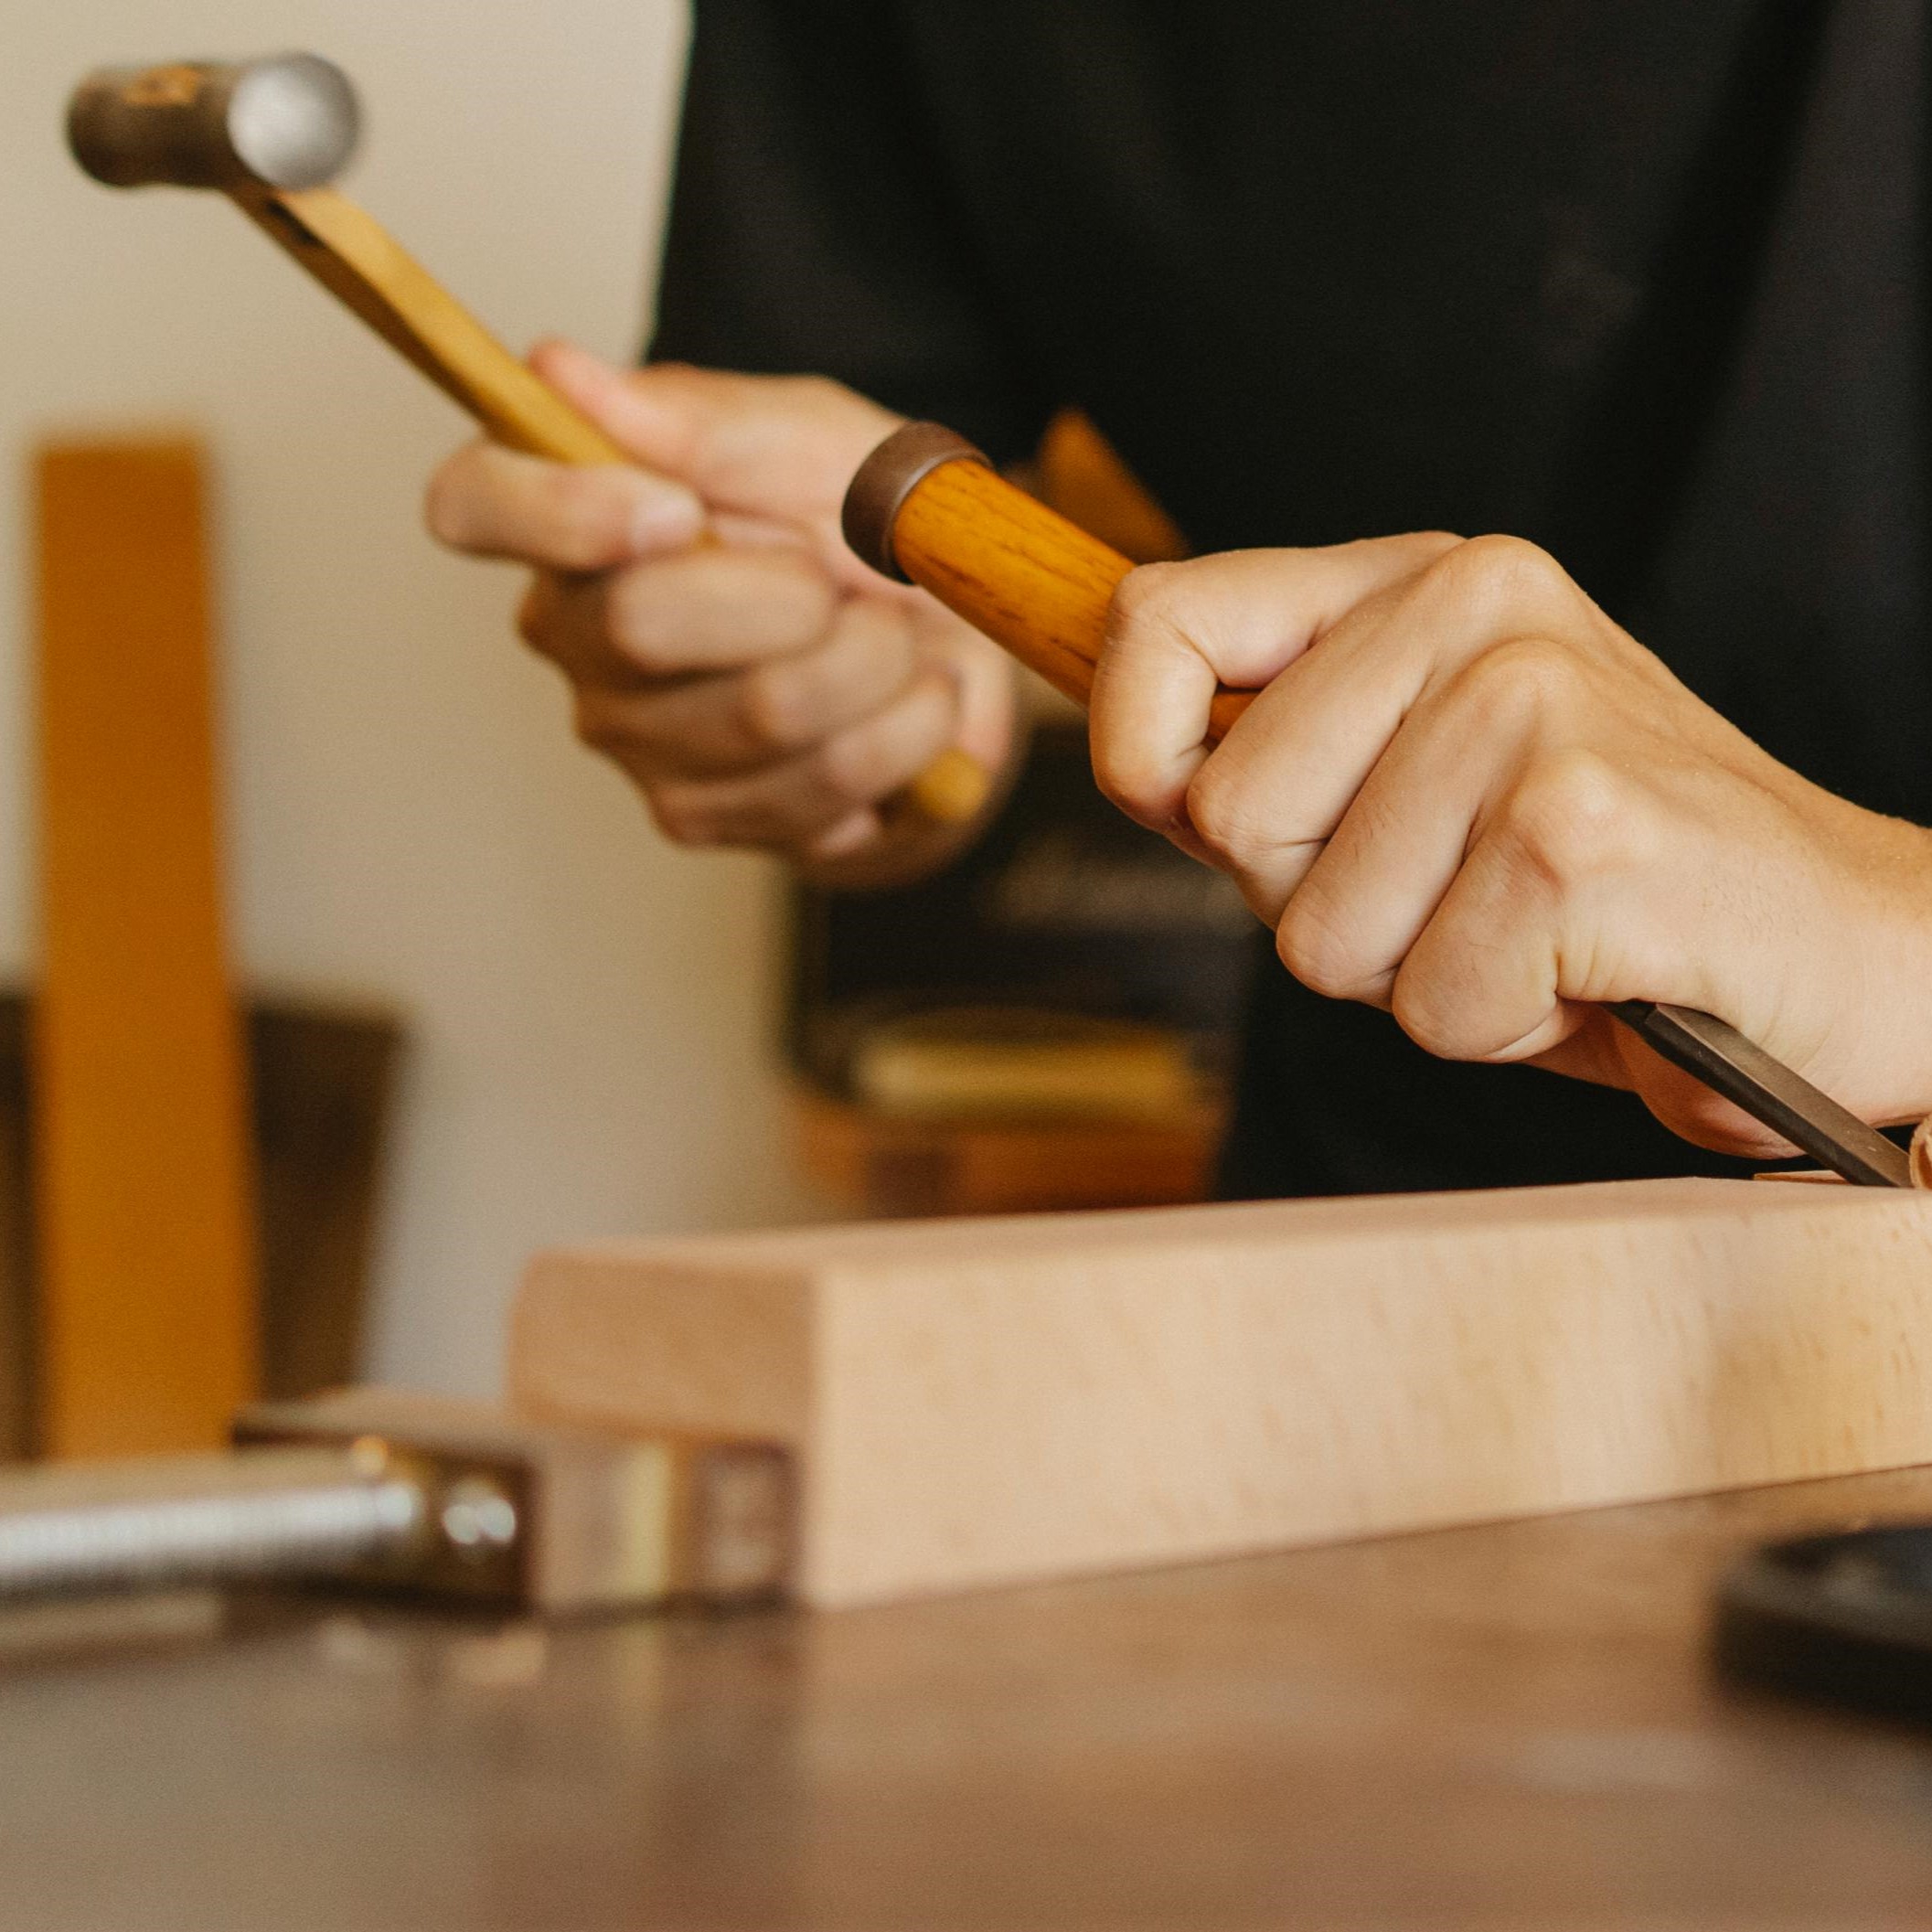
[0,1,817,1395]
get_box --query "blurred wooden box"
[790,1087,1223,1218]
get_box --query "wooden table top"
[3,1467,1932,1929]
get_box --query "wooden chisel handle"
[843,422,1914,1188]
[843,422,1254,742]
[234,192,990,823]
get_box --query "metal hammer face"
[68,53,358,194]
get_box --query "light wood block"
[32,440,258,1457]
[510,1177,1932,1607]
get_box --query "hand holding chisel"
[849,424,1932,1182]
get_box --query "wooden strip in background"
[1037,409,1189,564]
[511,1177,1932,1608]
[32,439,258,1456]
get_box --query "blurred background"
[2,0,814,1406]
[0,1,1250,1444]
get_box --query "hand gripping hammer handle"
[67,55,988,825]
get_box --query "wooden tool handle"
[244,187,628,463]
[235,190,989,822]
[844,422,1253,743]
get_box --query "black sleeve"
[647,0,1052,466]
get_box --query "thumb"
[529,337,902,533]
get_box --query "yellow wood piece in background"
[32,439,258,1456]
[1038,410,1189,565]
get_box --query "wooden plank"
[32,439,258,1456]
[510,1176,1932,1607]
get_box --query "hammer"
[66,53,989,824]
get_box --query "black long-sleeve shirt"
[653,0,1932,1195]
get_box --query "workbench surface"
[3,1467,1932,1929]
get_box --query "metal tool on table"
[64,52,989,826]
[841,422,1915,1190]
[0,1390,790,1613]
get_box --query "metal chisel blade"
[1606,1000,1911,1189]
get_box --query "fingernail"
[809,809,881,861]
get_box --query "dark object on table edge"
[1715,1523,1932,1724]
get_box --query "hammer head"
[68,53,359,194]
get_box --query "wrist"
[1833,813,1932,1126]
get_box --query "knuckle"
[1275,892,1361,999]
[817,727,888,804]
[514,582,550,653]
[570,692,628,759]
[1448,634,1587,727]
[780,371,879,438]
[837,595,916,672]
[646,783,717,849]
[1500,747,1640,883]
[1088,735,1163,822]
[1183,759,1265,863]
[738,664,813,753]
[1389,970,1463,1060]
[762,551,842,637]
[1105,560,1190,646]
[546,469,637,571]
[1425,532,1570,617]
[421,461,474,549]
[785,372,850,413]
[602,572,678,676]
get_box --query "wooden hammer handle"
[237,190,989,822]
[245,187,630,463]
[846,422,1253,743]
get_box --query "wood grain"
[32,440,258,1457]
[891,455,1254,742]
[512,1176,1932,1606]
